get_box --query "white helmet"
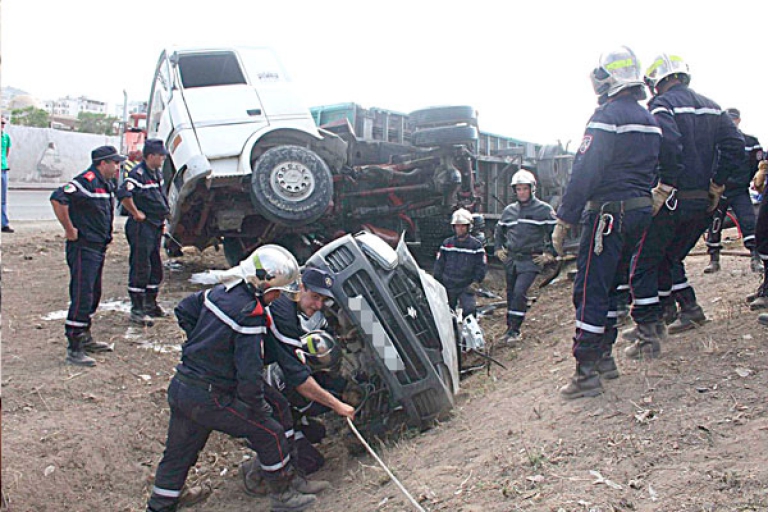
[590,46,645,99]
[511,169,537,196]
[189,244,300,300]
[297,330,341,370]
[451,208,473,225]
[644,53,690,92]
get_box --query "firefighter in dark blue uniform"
[493,170,557,342]
[703,108,763,274]
[50,145,126,367]
[624,54,743,356]
[551,47,661,399]
[749,158,768,311]
[146,246,328,512]
[433,208,487,317]
[241,267,354,495]
[117,139,171,326]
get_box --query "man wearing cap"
[703,108,763,275]
[1,117,13,233]
[50,145,126,366]
[117,139,171,326]
[241,266,355,496]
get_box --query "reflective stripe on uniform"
[587,122,663,136]
[497,218,557,227]
[265,311,302,348]
[672,107,722,117]
[507,310,526,317]
[152,486,182,498]
[203,292,266,335]
[634,296,659,306]
[72,179,111,198]
[125,177,160,189]
[671,282,690,292]
[65,319,89,327]
[260,454,291,472]
[575,320,605,334]
[440,246,486,255]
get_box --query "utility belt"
[674,189,710,200]
[585,197,652,256]
[176,371,232,395]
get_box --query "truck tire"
[412,125,478,148]
[408,106,477,129]
[250,145,333,226]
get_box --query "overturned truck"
[147,46,574,265]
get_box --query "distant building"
[45,95,108,117]
[113,101,148,118]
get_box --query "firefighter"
[552,46,661,399]
[433,208,487,317]
[50,145,126,367]
[117,139,171,326]
[748,159,768,309]
[625,53,743,356]
[703,108,763,274]
[146,246,328,512]
[240,267,355,495]
[493,169,556,342]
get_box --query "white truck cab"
[147,47,347,258]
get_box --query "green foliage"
[10,106,50,128]
[76,112,120,135]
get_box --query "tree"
[10,107,50,128]
[76,112,120,135]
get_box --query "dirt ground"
[2,220,768,512]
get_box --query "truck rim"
[270,160,316,201]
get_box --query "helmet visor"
[266,279,301,302]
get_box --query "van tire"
[408,106,477,129]
[412,125,478,148]
[250,145,333,226]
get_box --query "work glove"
[533,252,556,266]
[551,219,571,256]
[494,247,508,263]
[754,160,768,194]
[707,180,726,213]
[651,183,675,216]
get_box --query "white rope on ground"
[346,417,426,512]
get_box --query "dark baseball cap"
[91,145,127,162]
[725,108,740,119]
[302,267,334,298]
[143,138,169,156]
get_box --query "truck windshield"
[177,52,246,89]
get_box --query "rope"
[346,418,426,512]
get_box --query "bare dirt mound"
[2,222,767,511]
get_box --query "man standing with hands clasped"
[118,139,171,327]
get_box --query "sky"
[3,0,767,149]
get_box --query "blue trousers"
[1,169,9,227]
[126,219,164,294]
[65,242,106,336]
[147,376,295,511]
[706,188,757,252]
[573,209,650,362]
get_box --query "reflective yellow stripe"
[605,58,634,70]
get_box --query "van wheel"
[408,105,477,129]
[250,146,333,226]
[412,125,478,148]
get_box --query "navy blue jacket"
[116,161,170,227]
[433,234,487,291]
[558,94,662,225]
[174,283,270,412]
[726,132,762,190]
[264,295,312,389]
[50,166,115,246]
[495,197,557,256]
[648,83,743,191]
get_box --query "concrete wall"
[3,125,119,187]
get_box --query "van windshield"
[177,52,246,88]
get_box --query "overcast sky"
[3,0,767,148]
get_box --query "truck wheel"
[412,125,478,148]
[250,146,333,226]
[408,106,477,129]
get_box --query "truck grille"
[343,271,427,383]
[325,245,355,273]
[389,269,442,351]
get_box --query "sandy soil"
[2,221,767,512]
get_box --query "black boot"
[703,252,720,274]
[145,291,167,318]
[624,322,662,359]
[66,333,97,367]
[502,315,523,344]
[82,327,114,353]
[596,350,619,380]
[129,292,154,327]
[266,477,316,512]
[560,360,603,399]
[667,303,707,334]
[750,250,763,274]
[662,298,679,325]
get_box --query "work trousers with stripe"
[706,189,757,253]
[147,376,294,511]
[447,287,477,317]
[756,192,768,266]
[504,261,538,330]
[573,209,650,362]
[126,218,164,294]
[65,241,106,337]
[630,199,710,325]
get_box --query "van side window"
[178,53,246,88]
